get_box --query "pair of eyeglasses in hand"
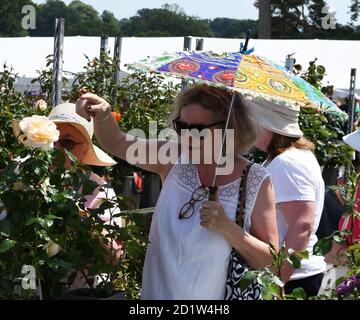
[179,185,209,219]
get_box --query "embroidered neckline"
[175,163,241,199]
[175,162,269,206]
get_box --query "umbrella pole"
[209,91,236,201]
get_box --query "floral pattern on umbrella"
[130,51,347,118]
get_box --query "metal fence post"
[52,18,65,107]
[114,36,123,85]
[100,35,109,68]
[195,38,204,51]
[183,36,192,51]
[100,35,109,54]
[181,36,192,91]
[348,68,357,134]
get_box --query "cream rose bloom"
[19,115,60,151]
[35,99,48,112]
[44,241,61,257]
[12,181,25,191]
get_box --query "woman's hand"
[76,93,112,122]
[199,191,231,234]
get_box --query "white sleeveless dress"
[141,160,270,300]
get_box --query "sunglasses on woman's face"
[173,118,225,138]
[57,138,81,151]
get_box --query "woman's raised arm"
[76,93,174,179]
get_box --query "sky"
[32,0,355,24]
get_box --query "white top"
[141,160,270,300]
[265,148,326,280]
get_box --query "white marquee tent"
[0,36,359,98]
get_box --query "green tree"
[120,4,213,37]
[209,18,257,38]
[101,10,121,36]
[254,0,360,40]
[269,0,309,39]
[350,0,360,23]
[66,0,103,36]
[0,0,34,37]
[29,0,121,37]
[30,0,67,37]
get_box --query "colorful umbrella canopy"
[130,51,347,119]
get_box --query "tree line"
[256,0,360,39]
[0,0,360,40]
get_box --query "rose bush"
[0,113,149,300]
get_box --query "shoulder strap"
[236,163,253,226]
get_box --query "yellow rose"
[19,115,60,151]
[35,99,48,112]
[13,181,25,191]
[43,241,61,257]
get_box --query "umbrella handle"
[208,186,218,201]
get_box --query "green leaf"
[295,250,309,260]
[272,275,284,288]
[0,219,12,236]
[44,214,63,221]
[0,239,17,253]
[25,217,38,226]
[4,161,18,175]
[81,179,99,196]
[262,292,274,300]
[239,271,257,291]
[333,235,346,246]
[348,243,360,253]
[64,149,79,166]
[313,238,333,256]
[291,287,307,300]
[287,255,301,269]
[317,65,326,75]
[262,283,280,297]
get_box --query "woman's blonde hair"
[169,85,259,156]
[267,133,315,161]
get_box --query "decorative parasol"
[130,50,347,119]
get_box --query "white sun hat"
[248,98,303,138]
[13,103,116,167]
[343,129,360,152]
